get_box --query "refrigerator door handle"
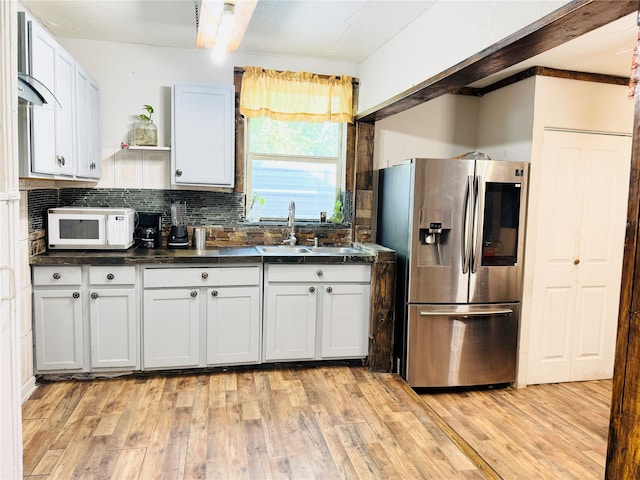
[471,175,484,274]
[419,308,513,317]
[462,175,474,274]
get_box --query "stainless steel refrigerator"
[377,155,529,387]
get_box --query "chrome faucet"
[283,200,297,246]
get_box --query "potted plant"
[330,191,344,223]
[132,104,157,146]
[247,192,265,222]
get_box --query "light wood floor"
[22,366,611,479]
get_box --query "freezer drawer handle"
[419,308,513,317]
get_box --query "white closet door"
[528,130,631,384]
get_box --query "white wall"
[59,38,358,150]
[476,77,536,161]
[357,0,569,113]
[373,93,478,170]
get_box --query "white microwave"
[47,207,135,250]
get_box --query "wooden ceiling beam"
[355,0,637,123]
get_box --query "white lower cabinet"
[33,265,138,373]
[88,266,137,369]
[207,286,260,365]
[33,266,84,372]
[142,265,261,370]
[264,283,318,361]
[321,282,371,359]
[263,264,371,362]
[143,287,200,369]
[33,260,372,375]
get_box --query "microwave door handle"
[471,175,484,274]
[104,215,111,245]
[461,175,473,274]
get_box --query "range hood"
[17,73,61,109]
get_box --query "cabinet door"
[89,288,137,369]
[264,283,317,361]
[171,83,234,187]
[29,19,56,175]
[207,286,260,365]
[321,283,371,358]
[29,19,75,176]
[75,65,101,178]
[143,288,200,369]
[33,288,83,371]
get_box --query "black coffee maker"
[134,212,162,248]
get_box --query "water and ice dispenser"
[417,209,452,266]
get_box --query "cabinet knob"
[201,272,209,279]
[90,162,96,169]
[309,286,316,293]
[316,269,323,277]
[211,290,218,297]
[326,286,333,293]
[574,259,580,265]
[56,155,65,166]
[106,273,115,280]
[72,292,80,299]
[52,272,61,280]
[176,169,183,177]
[190,290,198,297]
[90,292,99,299]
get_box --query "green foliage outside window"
[249,117,340,157]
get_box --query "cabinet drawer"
[89,266,136,285]
[266,264,371,283]
[33,266,82,286]
[144,266,260,288]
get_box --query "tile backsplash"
[28,188,245,233]
[27,187,353,253]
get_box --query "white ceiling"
[20,0,437,63]
[19,0,639,86]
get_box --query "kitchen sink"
[256,245,362,255]
[256,245,311,254]
[308,246,361,254]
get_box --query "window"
[246,116,345,221]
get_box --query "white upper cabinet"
[75,64,101,179]
[29,16,76,176]
[18,12,101,180]
[171,83,235,187]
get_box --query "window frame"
[244,117,347,222]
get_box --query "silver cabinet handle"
[211,290,218,297]
[201,272,208,279]
[56,155,65,166]
[316,269,323,277]
[90,292,98,299]
[309,286,316,293]
[90,162,96,169]
[106,273,114,280]
[326,286,333,293]
[190,290,198,297]
[72,292,80,299]
[52,272,61,280]
[176,169,183,177]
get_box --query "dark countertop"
[29,243,390,266]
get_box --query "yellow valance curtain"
[239,66,353,123]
